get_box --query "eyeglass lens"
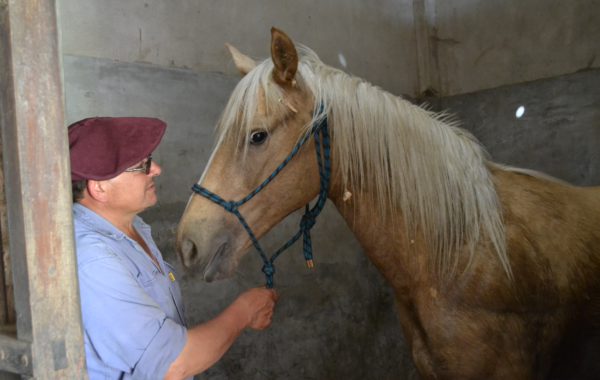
[144,156,152,174]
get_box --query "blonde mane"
[216,46,510,279]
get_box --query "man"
[69,117,277,379]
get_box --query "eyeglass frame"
[124,155,153,175]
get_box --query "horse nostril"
[181,238,198,267]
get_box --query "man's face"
[102,157,162,215]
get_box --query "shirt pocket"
[136,268,172,311]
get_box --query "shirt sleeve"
[78,241,187,378]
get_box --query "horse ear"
[226,43,257,76]
[270,27,298,86]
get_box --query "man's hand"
[165,287,279,379]
[233,288,278,330]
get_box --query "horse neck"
[327,178,431,290]
[318,79,511,280]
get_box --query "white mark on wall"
[515,105,525,119]
[338,53,347,68]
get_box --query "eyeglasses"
[124,155,152,175]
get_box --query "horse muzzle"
[177,230,237,279]
[176,200,249,281]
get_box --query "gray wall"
[439,69,600,186]
[58,0,417,97]
[58,1,600,379]
[429,0,600,95]
[57,0,600,98]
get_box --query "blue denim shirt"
[74,203,188,379]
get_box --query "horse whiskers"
[278,97,298,113]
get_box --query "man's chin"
[144,195,158,209]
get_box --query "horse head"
[176,28,324,281]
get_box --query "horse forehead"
[257,86,267,116]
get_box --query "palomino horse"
[176,28,600,379]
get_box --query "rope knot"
[300,214,316,230]
[262,262,275,277]
[222,202,237,213]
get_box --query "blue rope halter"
[191,106,331,288]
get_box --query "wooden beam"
[0,0,87,377]
[0,0,14,330]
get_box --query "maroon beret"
[68,117,166,181]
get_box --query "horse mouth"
[203,242,229,282]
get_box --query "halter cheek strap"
[191,106,331,288]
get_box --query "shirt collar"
[73,203,150,239]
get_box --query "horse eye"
[249,130,268,145]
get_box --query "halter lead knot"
[262,262,276,288]
[300,213,317,231]
[223,202,238,213]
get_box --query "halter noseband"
[191,106,331,288]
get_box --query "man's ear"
[86,180,108,202]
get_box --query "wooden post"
[0,0,87,377]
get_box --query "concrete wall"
[429,0,600,95]
[57,0,600,379]
[58,0,417,97]
[58,0,599,98]
[439,68,600,186]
